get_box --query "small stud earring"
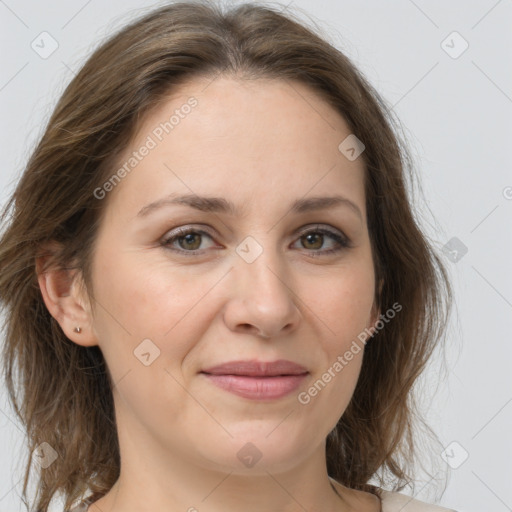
[74,327,82,333]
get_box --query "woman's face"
[82,76,378,476]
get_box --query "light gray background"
[1,1,511,511]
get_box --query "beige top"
[69,490,458,511]
[379,490,457,511]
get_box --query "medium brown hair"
[0,1,452,510]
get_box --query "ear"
[36,242,98,347]
[368,277,384,331]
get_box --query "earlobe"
[369,304,381,332]
[368,277,384,331]
[377,277,384,296]
[36,247,97,347]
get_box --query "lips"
[201,359,308,377]
[200,360,309,400]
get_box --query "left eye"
[161,225,351,257]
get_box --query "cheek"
[91,250,219,365]
[298,268,373,429]
[313,262,375,348]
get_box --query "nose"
[222,244,301,340]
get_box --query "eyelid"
[162,223,348,243]
[162,225,215,241]
[296,223,349,241]
[160,222,352,256]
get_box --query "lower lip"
[201,373,308,400]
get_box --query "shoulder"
[380,490,458,512]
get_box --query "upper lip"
[201,359,309,377]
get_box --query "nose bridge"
[235,231,287,292]
[231,231,299,328]
[246,253,283,292]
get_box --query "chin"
[193,428,312,475]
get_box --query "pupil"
[304,233,322,249]
[182,233,200,250]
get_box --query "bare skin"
[38,75,382,511]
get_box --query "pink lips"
[200,359,309,400]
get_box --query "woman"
[0,1,456,511]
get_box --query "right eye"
[161,227,217,255]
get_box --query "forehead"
[104,76,366,219]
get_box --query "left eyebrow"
[136,193,363,221]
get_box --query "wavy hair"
[0,1,452,510]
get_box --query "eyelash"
[160,224,351,258]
